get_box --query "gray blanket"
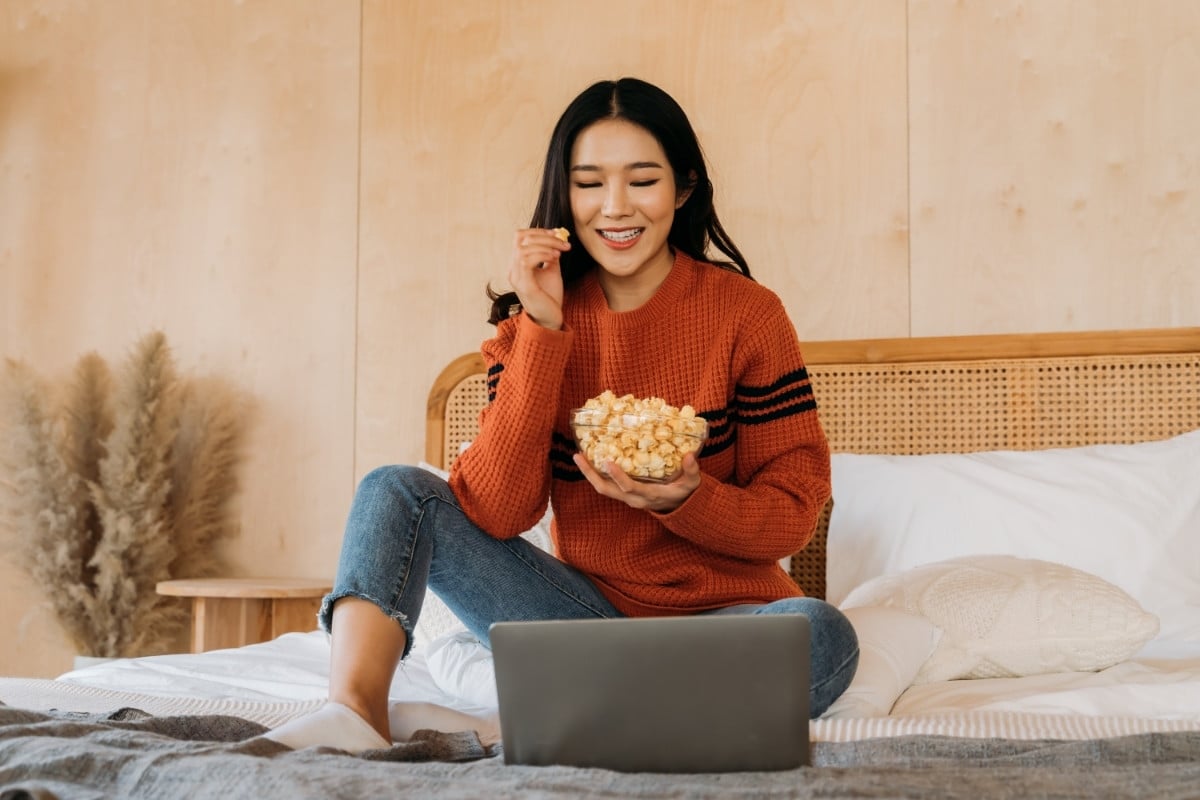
[2,704,1199,799]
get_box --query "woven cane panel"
[442,374,487,471]
[789,353,1200,599]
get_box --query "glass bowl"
[571,403,708,483]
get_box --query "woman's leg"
[311,465,619,742]
[325,599,405,740]
[710,598,859,718]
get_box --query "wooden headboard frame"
[426,327,1200,599]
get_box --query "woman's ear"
[675,171,698,209]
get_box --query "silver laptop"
[490,614,811,773]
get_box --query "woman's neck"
[595,249,676,312]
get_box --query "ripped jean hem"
[318,590,416,660]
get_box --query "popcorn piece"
[553,227,570,242]
[571,392,708,482]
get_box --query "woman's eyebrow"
[570,161,666,172]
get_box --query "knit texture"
[450,252,831,615]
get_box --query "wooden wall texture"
[2,0,1197,676]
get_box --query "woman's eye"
[631,179,660,188]
[573,181,602,189]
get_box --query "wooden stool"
[156,577,333,653]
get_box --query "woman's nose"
[602,184,632,217]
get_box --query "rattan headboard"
[426,327,1200,599]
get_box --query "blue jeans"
[319,465,859,718]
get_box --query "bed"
[2,326,1199,799]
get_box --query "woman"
[267,77,858,753]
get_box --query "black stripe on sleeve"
[486,363,504,402]
[734,367,811,398]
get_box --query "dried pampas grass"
[0,332,247,658]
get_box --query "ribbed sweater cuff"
[654,473,721,535]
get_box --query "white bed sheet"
[892,657,1200,718]
[28,630,1200,743]
[55,632,1200,720]
[55,630,493,718]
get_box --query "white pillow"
[424,630,499,708]
[826,428,1200,649]
[820,606,942,718]
[842,555,1160,683]
[413,462,553,648]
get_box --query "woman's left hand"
[572,451,702,513]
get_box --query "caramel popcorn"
[553,227,570,242]
[572,390,708,482]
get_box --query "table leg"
[269,597,322,639]
[191,597,270,653]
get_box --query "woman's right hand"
[509,228,571,330]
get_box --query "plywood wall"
[0,0,362,675]
[909,0,1200,333]
[1,0,1197,677]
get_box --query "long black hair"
[487,77,752,325]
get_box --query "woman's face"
[568,119,687,297]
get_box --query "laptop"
[489,614,811,773]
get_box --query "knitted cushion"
[842,555,1160,684]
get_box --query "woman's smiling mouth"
[597,228,644,249]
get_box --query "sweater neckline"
[582,250,694,326]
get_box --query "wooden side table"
[156,577,333,653]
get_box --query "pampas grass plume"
[168,377,247,580]
[88,332,183,657]
[0,360,95,654]
[57,352,113,609]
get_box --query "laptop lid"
[490,614,810,773]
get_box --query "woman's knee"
[341,464,453,563]
[757,598,859,717]
[358,463,446,499]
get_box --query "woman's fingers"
[510,228,570,329]
[572,453,700,513]
[511,229,570,277]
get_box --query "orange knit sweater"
[449,251,831,616]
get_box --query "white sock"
[263,701,390,753]
[388,701,502,747]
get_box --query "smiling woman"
[485,77,752,326]
[263,77,856,755]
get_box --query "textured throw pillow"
[842,555,1160,684]
[826,428,1200,650]
[820,606,942,718]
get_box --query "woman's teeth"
[598,229,642,242]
